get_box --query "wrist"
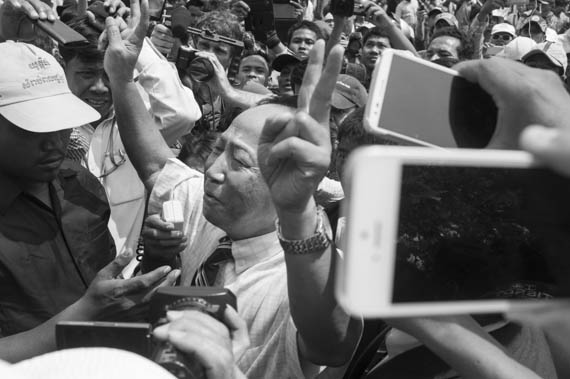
[276,199,318,240]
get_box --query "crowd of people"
[1,0,570,377]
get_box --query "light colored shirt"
[149,159,328,378]
[78,38,201,276]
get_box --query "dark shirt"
[0,160,115,336]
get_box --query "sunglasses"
[491,33,514,42]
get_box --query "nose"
[90,76,109,94]
[204,152,226,184]
[40,130,70,152]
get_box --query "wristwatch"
[276,206,333,255]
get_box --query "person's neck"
[18,179,52,208]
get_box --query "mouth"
[83,98,109,109]
[38,155,64,169]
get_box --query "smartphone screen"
[149,0,166,20]
[370,53,497,148]
[56,321,152,357]
[391,165,570,304]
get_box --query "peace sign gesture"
[102,0,148,84]
[258,40,344,218]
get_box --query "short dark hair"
[59,16,104,64]
[239,51,270,70]
[195,10,242,41]
[287,20,324,45]
[362,26,391,47]
[429,26,474,61]
[337,107,395,147]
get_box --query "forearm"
[325,16,347,57]
[110,80,175,190]
[278,199,362,366]
[222,86,271,109]
[0,298,94,362]
[406,317,542,379]
[385,22,419,56]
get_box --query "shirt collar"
[0,171,23,215]
[232,230,282,275]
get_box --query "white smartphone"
[364,49,498,148]
[336,146,570,318]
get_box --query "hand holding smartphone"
[364,49,498,148]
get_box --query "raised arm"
[360,0,419,56]
[258,40,362,367]
[102,0,174,191]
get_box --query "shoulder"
[57,159,109,207]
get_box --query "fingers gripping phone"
[336,146,570,318]
[364,49,498,148]
[35,19,89,47]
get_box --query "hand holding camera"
[153,307,249,379]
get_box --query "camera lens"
[188,57,215,82]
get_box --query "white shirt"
[149,159,329,378]
[78,39,201,276]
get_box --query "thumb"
[98,249,134,279]
[520,125,570,177]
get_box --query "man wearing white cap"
[522,41,568,78]
[0,4,178,362]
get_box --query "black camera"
[150,287,237,379]
[175,46,215,82]
[174,27,245,83]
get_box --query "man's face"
[519,23,545,43]
[203,104,294,239]
[236,55,270,86]
[195,36,234,69]
[0,115,71,184]
[278,63,296,95]
[426,35,461,62]
[324,13,334,29]
[187,6,203,26]
[289,28,317,59]
[490,32,514,46]
[65,57,112,122]
[361,35,391,71]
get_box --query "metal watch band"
[276,206,332,255]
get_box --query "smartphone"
[364,49,498,148]
[35,19,89,47]
[336,146,570,317]
[244,0,276,42]
[273,3,297,19]
[56,321,152,357]
[149,0,166,20]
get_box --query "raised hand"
[102,0,149,83]
[455,58,570,151]
[258,40,344,215]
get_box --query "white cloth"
[149,159,328,379]
[79,38,201,276]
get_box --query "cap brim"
[272,56,301,72]
[522,49,563,67]
[331,91,356,110]
[0,93,100,133]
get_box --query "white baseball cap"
[491,23,516,37]
[0,348,176,379]
[0,41,100,133]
